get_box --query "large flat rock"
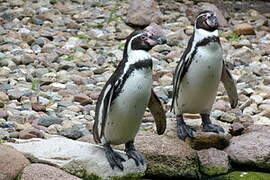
[5,137,146,180]
[116,131,200,179]
[225,125,270,170]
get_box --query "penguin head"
[195,11,218,32]
[125,27,167,53]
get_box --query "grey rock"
[32,17,44,25]
[225,125,270,170]
[60,124,88,139]
[32,44,42,54]
[198,148,230,176]
[125,0,163,26]
[7,89,24,100]
[5,137,146,180]
[20,54,35,65]
[38,116,63,127]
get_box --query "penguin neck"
[194,28,218,44]
[127,50,151,64]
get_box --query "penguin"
[93,28,167,170]
[171,10,238,140]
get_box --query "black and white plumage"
[171,11,238,140]
[93,28,166,170]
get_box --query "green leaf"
[31,78,41,91]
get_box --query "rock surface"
[5,137,146,180]
[20,163,81,180]
[225,125,270,170]
[125,0,163,26]
[198,148,230,176]
[0,145,30,180]
[129,131,199,178]
[165,118,231,150]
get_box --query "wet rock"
[233,23,256,35]
[198,148,230,176]
[225,125,270,170]
[5,137,146,179]
[20,163,81,180]
[125,0,163,26]
[0,145,30,180]
[19,128,44,139]
[38,116,63,127]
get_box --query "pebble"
[38,116,63,127]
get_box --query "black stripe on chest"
[112,59,152,102]
[172,35,220,109]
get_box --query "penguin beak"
[146,35,167,46]
[207,14,218,28]
[156,36,167,45]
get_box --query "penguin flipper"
[148,89,166,135]
[93,84,116,143]
[221,62,238,108]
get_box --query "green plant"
[106,4,123,24]
[118,43,125,50]
[219,32,241,42]
[74,34,90,40]
[31,78,41,91]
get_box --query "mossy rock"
[210,171,270,180]
[83,172,145,180]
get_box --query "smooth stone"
[38,116,63,127]
[0,145,30,180]
[5,137,146,180]
[20,163,81,180]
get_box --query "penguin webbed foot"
[125,141,144,166]
[202,123,225,133]
[176,115,194,140]
[201,114,225,133]
[104,143,125,171]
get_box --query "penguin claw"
[126,150,144,166]
[202,123,225,134]
[177,123,194,140]
[104,145,125,171]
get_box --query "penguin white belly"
[177,44,223,114]
[104,68,152,145]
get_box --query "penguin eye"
[141,35,148,41]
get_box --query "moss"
[15,173,22,180]
[210,171,270,180]
[145,154,199,178]
[82,172,145,180]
